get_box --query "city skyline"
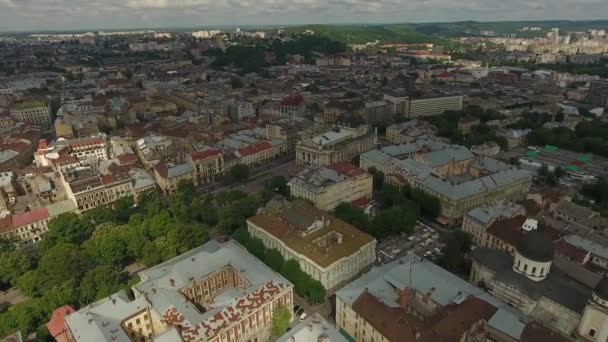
[1,0,608,31]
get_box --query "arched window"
[523,264,527,272]
[517,260,521,268]
[532,267,536,275]
[540,268,545,275]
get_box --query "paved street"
[196,158,299,195]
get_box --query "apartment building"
[279,94,305,117]
[11,100,50,127]
[235,140,287,167]
[587,80,608,108]
[63,168,110,212]
[153,162,194,195]
[406,95,464,118]
[247,199,376,290]
[0,200,77,246]
[385,119,437,145]
[461,201,524,246]
[64,240,294,342]
[361,141,532,224]
[188,149,224,184]
[296,125,377,167]
[288,163,373,211]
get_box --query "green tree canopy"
[271,305,291,337]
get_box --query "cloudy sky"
[0,0,606,31]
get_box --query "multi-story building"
[335,254,563,342]
[361,141,532,224]
[461,201,524,246]
[247,199,376,290]
[235,140,287,167]
[0,200,77,246]
[587,80,608,108]
[279,94,305,117]
[153,162,194,195]
[406,95,463,118]
[288,163,373,211]
[385,119,437,145]
[296,125,377,167]
[471,232,600,337]
[64,240,294,342]
[188,149,224,184]
[63,168,109,212]
[10,100,50,127]
[228,101,255,121]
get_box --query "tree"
[43,213,94,248]
[264,249,285,272]
[229,164,250,183]
[36,243,93,294]
[333,203,370,232]
[264,176,288,199]
[112,196,135,224]
[306,280,326,304]
[230,77,243,89]
[0,250,33,286]
[437,231,473,276]
[271,305,291,337]
[85,228,130,266]
[371,206,417,238]
[79,266,124,304]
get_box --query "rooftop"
[134,240,292,340]
[276,313,347,342]
[11,100,46,110]
[336,254,526,340]
[248,200,375,268]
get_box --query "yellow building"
[296,125,376,167]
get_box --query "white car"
[299,312,308,321]
[424,250,432,257]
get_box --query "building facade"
[64,240,294,342]
[288,163,373,211]
[247,199,376,290]
[296,125,377,167]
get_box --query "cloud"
[0,0,606,31]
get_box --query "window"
[532,267,536,275]
[523,264,527,272]
[540,268,545,275]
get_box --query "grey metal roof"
[335,254,525,338]
[134,240,292,329]
[167,162,193,178]
[276,313,347,342]
[564,235,608,261]
[66,291,150,342]
[467,201,523,226]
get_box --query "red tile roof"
[554,240,589,263]
[327,162,366,178]
[0,216,14,234]
[11,207,49,227]
[154,162,169,178]
[280,94,303,107]
[191,149,222,162]
[351,197,369,209]
[47,305,75,338]
[238,141,273,157]
[101,175,115,185]
[68,137,105,149]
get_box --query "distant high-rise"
[588,80,608,108]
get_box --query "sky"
[0,0,607,31]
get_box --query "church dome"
[516,231,554,263]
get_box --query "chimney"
[169,279,175,287]
[398,288,410,309]
[425,287,436,299]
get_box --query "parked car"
[299,311,308,321]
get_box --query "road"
[196,158,299,195]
